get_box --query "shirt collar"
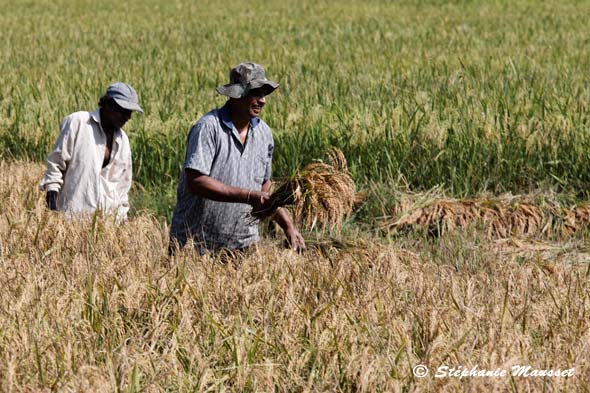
[219,102,261,130]
[90,109,101,125]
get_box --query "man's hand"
[284,225,306,252]
[248,190,271,213]
[46,190,58,211]
[272,207,306,252]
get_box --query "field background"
[2,0,590,219]
[1,0,590,391]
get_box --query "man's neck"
[228,103,251,133]
[99,108,116,136]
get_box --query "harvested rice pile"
[381,192,590,238]
[252,148,356,232]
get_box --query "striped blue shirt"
[169,103,274,251]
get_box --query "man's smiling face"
[238,88,268,119]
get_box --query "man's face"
[102,99,133,130]
[237,88,267,118]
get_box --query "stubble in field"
[1,161,588,391]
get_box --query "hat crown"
[216,62,278,99]
[229,62,267,85]
[103,82,143,113]
[106,82,139,104]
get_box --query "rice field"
[2,0,590,391]
[2,161,589,391]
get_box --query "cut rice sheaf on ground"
[381,193,590,238]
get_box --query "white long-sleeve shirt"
[39,110,132,221]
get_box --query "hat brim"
[216,79,279,99]
[113,97,144,114]
[216,84,244,99]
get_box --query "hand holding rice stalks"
[252,148,356,232]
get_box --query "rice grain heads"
[381,193,590,239]
[252,148,356,232]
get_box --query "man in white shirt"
[39,82,143,221]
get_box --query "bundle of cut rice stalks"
[251,148,357,232]
[380,192,590,239]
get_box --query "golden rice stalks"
[252,148,356,232]
[381,195,590,238]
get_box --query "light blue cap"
[106,82,144,113]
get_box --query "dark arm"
[185,169,269,210]
[46,190,58,211]
[262,180,306,251]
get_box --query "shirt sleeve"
[39,115,77,192]
[184,121,217,176]
[116,136,133,223]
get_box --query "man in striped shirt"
[169,62,305,254]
